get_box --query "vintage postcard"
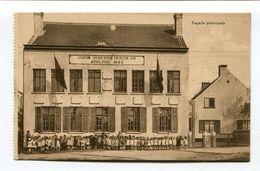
[14,13,250,161]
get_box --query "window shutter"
[78,107,83,132]
[108,107,115,132]
[140,107,147,133]
[35,107,41,132]
[199,120,204,133]
[63,107,69,132]
[55,107,61,132]
[89,107,96,132]
[82,107,89,132]
[121,107,128,132]
[210,98,215,108]
[215,120,220,134]
[152,108,159,133]
[171,108,178,133]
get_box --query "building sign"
[69,55,144,65]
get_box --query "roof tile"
[27,22,188,50]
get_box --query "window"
[167,71,180,93]
[88,70,101,92]
[199,120,220,133]
[114,70,127,93]
[51,69,64,92]
[152,107,178,133]
[121,107,146,132]
[127,108,140,132]
[63,107,82,132]
[132,70,144,93]
[237,120,250,130]
[33,69,46,92]
[159,108,171,132]
[63,107,115,133]
[35,107,61,132]
[204,98,215,108]
[150,71,160,93]
[95,107,109,132]
[70,70,83,92]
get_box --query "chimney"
[33,12,44,35]
[218,65,228,77]
[174,13,183,36]
[201,82,211,90]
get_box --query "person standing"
[184,136,188,149]
[25,130,31,150]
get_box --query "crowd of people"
[24,131,189,153]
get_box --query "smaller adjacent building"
[190,65,250,141]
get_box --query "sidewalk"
[187,146,250,154]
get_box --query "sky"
[15,13,250,98]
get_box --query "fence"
[216,130,250,147]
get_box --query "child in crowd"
[133,137,137,150]
[56,138,61,151]
[158,137,161,150]
[152,137,156,150]
[140,137,144,150]
[165,137,169,150]
[51,136,56,151]
[180,136,184,148]
[80,137,85,150]
[37,137,42,152]
[32,137,37,152]
[105,136,111,150]
[27,138,32,152]
[137,137,140,150]
[126,136,130,150]
[168,137,173,150]
[114,136,119,150]
[67,137,72,151]
[47,137,52,151]
[147,138,151,150]
[129,136,134,150]
[41,137,46,152]
[173,137,177,149]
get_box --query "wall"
[23,49,189,137]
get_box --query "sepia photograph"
[14,13,250,161]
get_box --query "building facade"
[23,13,189,137]
[190,65,250,141]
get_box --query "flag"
[54,56,67,90]
[156,55,164,93]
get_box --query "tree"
[222,95,250,133]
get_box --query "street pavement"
[18,146,249,161]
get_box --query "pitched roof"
[191,78,219,100]
[25,22,188,52]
